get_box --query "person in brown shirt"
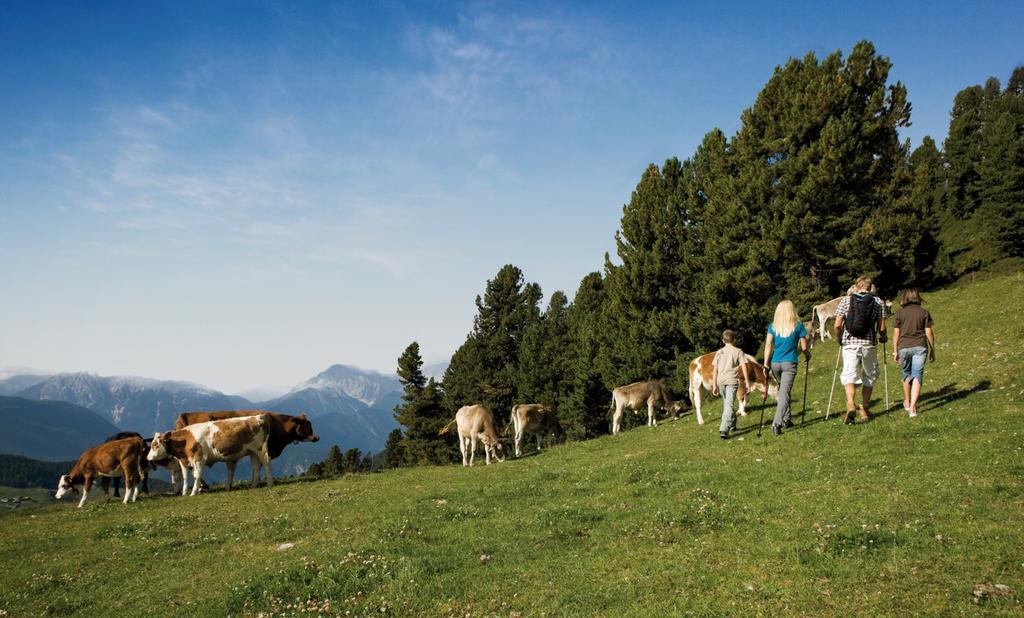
[711,330,751,439]
[892,288,936,417]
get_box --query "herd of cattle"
[54,293,862,506]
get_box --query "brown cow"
[149,414,273,496]
[509,403,563,458]
[610,381,685,434]
[175,410,318,483]
[688,353,779,425]
[55,437,146,508]
[439,405,505,466]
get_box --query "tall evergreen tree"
[323,445,344,476]
[563,272,610,439]
[383,429,405,469]
[394,343,452,465]
[978,69,1024,258]
[515,290,573,410]
[442,265,543,426]
[601,158,697,395]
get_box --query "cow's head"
[287,414,319,444]
[54,474,76,499]
[147,432,171,461]
[668,400,688,417]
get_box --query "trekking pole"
[825,344,842,420]
[800,356,810,426]
[757,365,771,438]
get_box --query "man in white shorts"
[833,276,887,424]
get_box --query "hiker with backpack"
[833,276,888,424]
[892,288,936,417]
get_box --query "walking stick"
[800,356,810,426]
[825,344,842,420]
[757,365,771,437]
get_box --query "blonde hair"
[772,300,800,337]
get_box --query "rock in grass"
[277,542,295,551]
[972,583,1012,604]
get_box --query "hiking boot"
[844,409,856,425]
[784,419,794,428]
[772,424,782,436]
[858,406,872,422]
[720,431,729,440]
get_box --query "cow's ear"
[298,413,307,420]
[162,431,172,442]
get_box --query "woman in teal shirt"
[762,300,811,435]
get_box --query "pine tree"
[343,448,362,473]
[601,158,696,395]
[323,445,344,476]
[977,69,1024,258]
[515,291,572,409]
[442,265,543,427]
[394,343,452,465]
[562,272,610,439]
[383,429,405,468]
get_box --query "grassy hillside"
[1,271,1022,616]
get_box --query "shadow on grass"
[913,380,992,413]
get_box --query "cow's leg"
[178,460,190,496]
[111,476,120,498]
[513,424,522,458]
[249,453,261,486]
[101,477,111,500]
[695,385,705,425]
[260,445,273,487]
[737,389,748,417]
[225,461,236,490]
[612,402,623,434]
[536,433,542,452]
[648,400,657,427]
[459,435,468,467]
[190,462,204,496]
[483,437,491,466]
[469,435,477,467]
[78,476,93,508]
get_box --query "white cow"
[440,405,505,466]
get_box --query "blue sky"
[1,1,1021,394]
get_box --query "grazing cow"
[439,405,505,466]
[688,352,780,425]
[610,381,685,434]
[175,410,318,483]
[148,414,273,496]
[104,431,186,496]
[55,437,146,508]
[509,403,563,457]
[812,296,846,341]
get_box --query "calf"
[610,381,685,434]
[689,352,779,425]
[148,414,273,496]
[440,405,505,466]
[55,437,145,508]
[509,403,563,458]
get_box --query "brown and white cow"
[148,414,273,496]
[439,405,505,466]
[610,381,685,434]
[55,436,146,508]
[688,352,779,425]
[175,410,318,483]
[509,403,563,458]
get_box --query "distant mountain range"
[0,396,122,460]
[0,363,407,476]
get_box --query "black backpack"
[844,293,877,339]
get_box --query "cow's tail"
[503,406,516,438]
[438,418,457,436]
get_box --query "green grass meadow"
[1,271,1022,616]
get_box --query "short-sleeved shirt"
[894,302,933,350]
[767,321,807,364]
[713,344,747,387]
[835,293,887,346]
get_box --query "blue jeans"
[899,346,927,383]
[719,384,738,434]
